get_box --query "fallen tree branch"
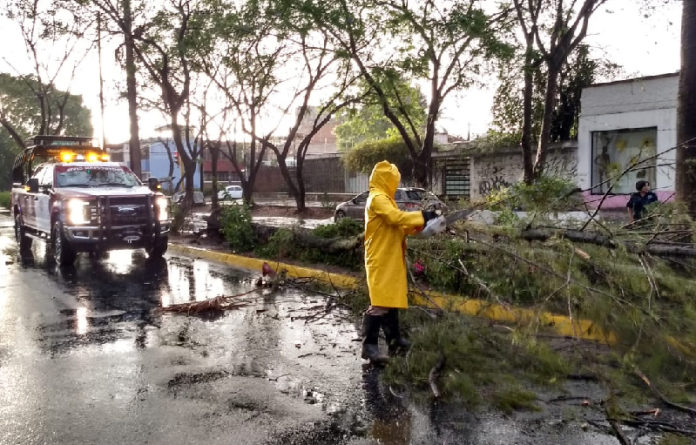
[634,368,696,416]
[407,259,444,316]
[607,418,631,445]
[429,353,445,399]
[464,233,626,305]
[161,290,257,314]
[520,228,696,257]
[457,258,509,309]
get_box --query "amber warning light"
[60,152,76,162]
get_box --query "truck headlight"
[67,199,89,225]
[156,197,169,221]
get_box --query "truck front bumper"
[64,223,170,251]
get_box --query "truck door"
[35,165,53,233]
[22,166,45,230]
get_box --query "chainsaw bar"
[444,209,475,226]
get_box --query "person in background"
[361,161,445,364]
[627,180,658,223]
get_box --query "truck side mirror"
[147,177,160,192]
[27,178,39,193]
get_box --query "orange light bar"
[60,152,76,162]
[100,154,110,161]
[86,152,99,162]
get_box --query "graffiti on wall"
[478,165,512,196]
[545,154,578,179]
[475,148,579,199]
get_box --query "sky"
[0,0,683,144]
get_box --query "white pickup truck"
[11,135,171,266]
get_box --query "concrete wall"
[578,73,678,208]
[469,144,578,201]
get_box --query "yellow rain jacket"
[364,161,425,308]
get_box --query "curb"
[168,243,616,344]
[168,243,359,288]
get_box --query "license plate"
[123,235,141,244]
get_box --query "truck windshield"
[55,165,141,188]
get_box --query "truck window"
[32,166,47,187]
[39,165,54,188]
[55,165,141,188]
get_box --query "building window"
[591,127,657,194]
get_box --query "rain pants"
[364,161,425,308]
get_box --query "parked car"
[172,191,206,206]
[334,187,447,221]
[217,185,243,201]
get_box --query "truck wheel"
[14,213,32,250]
[52,222,76,266]
[147,235,168,258]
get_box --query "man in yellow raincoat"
[362,161,441,363]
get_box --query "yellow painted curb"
[168,243,359,288]
[168,243,615,344]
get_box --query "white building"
[577,72,678,209]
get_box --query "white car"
[218,185,243,200]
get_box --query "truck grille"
[106,197,150,226]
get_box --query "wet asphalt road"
[0,211,375,444]
[0,210,633,445]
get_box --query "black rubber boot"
[383,309,411,355]
[361,314,389,364]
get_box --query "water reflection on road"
[0,221,369,444]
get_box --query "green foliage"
[220,204,255,252]
[658,434,693,445]
[486,176,580,212]
[313,218,363,238]
[0,72,92,189]
[342,136,413,177]
[491,44,621,143]
[318,192,335,210]
[256,220,363,270]
[335,76,427,151]
[383,315,567,408]
[491,387,540,414]
[0,191,10,208]
[258,228,295,259]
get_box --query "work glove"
[421,210,440,223]
[418,215,447,238]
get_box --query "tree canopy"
[335,77,427,151]
[489,44,620,146]
[0,72,92,189]
[342,135,412,180]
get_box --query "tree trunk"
[676,0,696,215]
[521,46,535,184]
[123,0,141,178]
[199,148,205,192]
[294,154,306,212]
[521,228,696,257]
[210,142,220,211]
[532,61,561,180]
[171,117,195,214]
[413,98,440,188]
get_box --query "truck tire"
[146,235,168,258]
[52,221,76,266]
[14,213,32,250]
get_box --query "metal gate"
[443,158,470,199]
